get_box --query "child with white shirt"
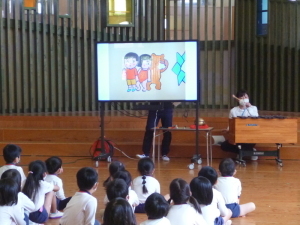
[191,176,231,225]
[45,156,71,219]
[103,170,139,210]
[0,144,27,187]
[166,178,207,225]
[22,160,59,224]
[1,169,35,225]
[60,167,100,225]
[140,193,171,225]
[112,170,139,210]
[214,158,256,218]
[132,158,160,213]
[0,178,27,225]
[198,166,232,225]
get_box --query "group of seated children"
[0,143,255,225]
[102,157,255,225]
[0,144,101,225]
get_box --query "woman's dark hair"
[137,158,155,194]
[190,176,213,205]
[103,161,125,187]
[236,89,248,98]
[145,193,169,219]
[1,169,21,192]
[106,178,129,201]
[77,167,98,191]
[23,160,48,202]
[219,158,235,176]
[45,156,62,174]
[198,166,218,185]
[0,178,19,206]
[103,197,137,225]
[3,144,22,164]
[112,170,132,188]
[168,178,201,214]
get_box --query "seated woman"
[221,89,259,160]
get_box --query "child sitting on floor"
[0,144,27,187]
[60,167,100,225]
[214,158,255,218]
[45,156,71,219]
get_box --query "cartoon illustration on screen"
[172,52,186,85]
[146,53,168,91]
[136,54,151,92]
[123,52,139,92]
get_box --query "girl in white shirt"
[0,178,28,225]
[166,178,207,225]
[22,160,59,224]
[198,167,232,225]
[1,169,35,225]
[132,158,160,213]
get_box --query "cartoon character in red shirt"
[136,54,151,92]
[123,52,139,92]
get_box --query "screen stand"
[189,99,201,169]
[95,102,110,167]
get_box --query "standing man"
[136,102,174,161]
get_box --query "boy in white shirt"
[0,144,26,187]
[60,167,100,225]
[45,156,71,219]
[214,158,255,218]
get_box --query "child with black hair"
[103,197,137,225]
[22,160,59,224]
[0,144,26,187]
[0,178,29,225]
[103,160,125,187]
[132,158,160,213]
[60,167,100,225]
[190,176,231,225]
[106,178,129,201]
[214,158,256,218]
[166,178,207,225]
[45,156,71,219]
[140,193,170,225]
[1,169,35,225]
[198,166,232,225]
[108,170,139,210]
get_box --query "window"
[107,0,134,27]
[257,0,268,36]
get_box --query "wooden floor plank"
[5,156,300,225]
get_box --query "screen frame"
[95,40,200,103]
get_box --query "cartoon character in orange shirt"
[136,54,151,92]
[123,52,139,92]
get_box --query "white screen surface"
[97,41,199,101]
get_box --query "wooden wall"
[235,0,300,112]
[0,0,236,114]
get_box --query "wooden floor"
[10,155,300,225]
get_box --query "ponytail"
[188,195,202,214]
[22,160,47,202]
[142,175,148,194]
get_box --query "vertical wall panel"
[0,0,235,113]
[236,0,300,112]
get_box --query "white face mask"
[239,98,249,105]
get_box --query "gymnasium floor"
[10,155,300,225]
